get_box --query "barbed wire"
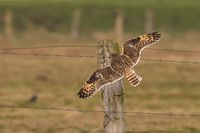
[0,52,200,64]
[0,45,97,51]
[0,104,200,117]
[0,52,96,58]
[141,58,200,64]
[1,45,200,53]
[147,48,200,53]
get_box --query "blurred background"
[0,0,200,133]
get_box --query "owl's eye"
[96,73,103,78]
[95,73,100,77]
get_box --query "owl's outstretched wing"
[78,66,123,99]
[123,32,161,64]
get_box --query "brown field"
[0,32,200,133]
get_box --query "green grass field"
[1,0,200,34]
[0,32,200,132]
[1,0,200,8]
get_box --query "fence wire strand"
[1,45,200,53]
[147,48,200,53]
[0,52,200,64]
[0,45,97,50]
[0,52,96,58]
[0,104,200,117]
[141,58,200,64]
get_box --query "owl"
[78,32,161,98]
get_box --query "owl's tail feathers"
[77,83,97,99]
[125,69,142,87]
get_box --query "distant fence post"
[145,8,154,33]
[0,9,1,44]
[3,8,13,44]
[70,8,81,39]
[97,40,125,133]
[114,10,124,43]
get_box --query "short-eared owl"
[78,32,161,98]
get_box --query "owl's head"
[86,72,103,84]
[110,53,119,58]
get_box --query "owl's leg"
[125,69,142,87]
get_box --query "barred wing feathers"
[123,32,161,64]
[78,66,123,99]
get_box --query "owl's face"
[110,53,119,58]
[86,72,103,84]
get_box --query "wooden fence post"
[97,40,125,133]
[145,8,154,33]
[3,8,13,43]
[70,9,81,39]
[0,9,2,45]
[114,10,124,44]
